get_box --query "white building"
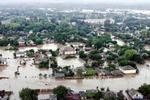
[0,54,7,66]
[15,51,26,58]
[119,66,137,74]
[83,18,115,25]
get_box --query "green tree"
[26,49,35,57]
[53,85,68,100]
[138,84,150,99]
[19,88,38,100]
[79,51,87,59]
[39,60,49,68]
[123,49,137,59]
[89,50,102,60]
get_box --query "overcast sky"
[1,0,150,4]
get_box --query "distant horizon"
[1,2,150,10]
[0,0,150,5]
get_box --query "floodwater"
[56,56,84,68]
[0,43,150,99]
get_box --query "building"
[104,91,117,100]
[38,94,57,100]
[0,54,7,66]
[83,18,115,25]
[60,46,76,56]
[127,89,143,100]
[15,51,26,58]
[28,40,36,46]
[49,94,57,100]
[54,72,65,78]
[119,66,137,74]
[18,38,26,47]
[34,52,49,65]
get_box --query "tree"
[138,84,150,99]
[39,60,49,68]
[123,49,137,59]
[105,64,116,72]
[130,54,144,64]
[26,49,35,57]
[53,85,68,100]
[79,51,87,59]
[89,50,102,60]
[19,88,38,100]
[35,38,43,45]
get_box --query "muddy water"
[0,43,150,99]
[56,56,84,68]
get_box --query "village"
[0,5,150,100]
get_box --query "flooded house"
[0,54,7,66]
[33,52,49,65]
[53,72,65,78]
[0,90,11,99]
[66,42,85,49]
[27,40,36,46]
[104,91,117,99]
[119,65,137,74]
[126,89,143,100]
[18,38,26,47]
[15,51,26,58]
[60,46,76,56]
[49,94,57,100]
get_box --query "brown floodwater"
[0,43,149,99]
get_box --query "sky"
[1,0,150,4]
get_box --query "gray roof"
[128,89,143,97]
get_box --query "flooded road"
[0,43,150,99]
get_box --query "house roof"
[16,51,25,55]
[60,46,75,52]
[104,91,116,98]
[128,89,143,97]
[120,65,135,70]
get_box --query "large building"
[60,46,76,56]
[83,18,115,25]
